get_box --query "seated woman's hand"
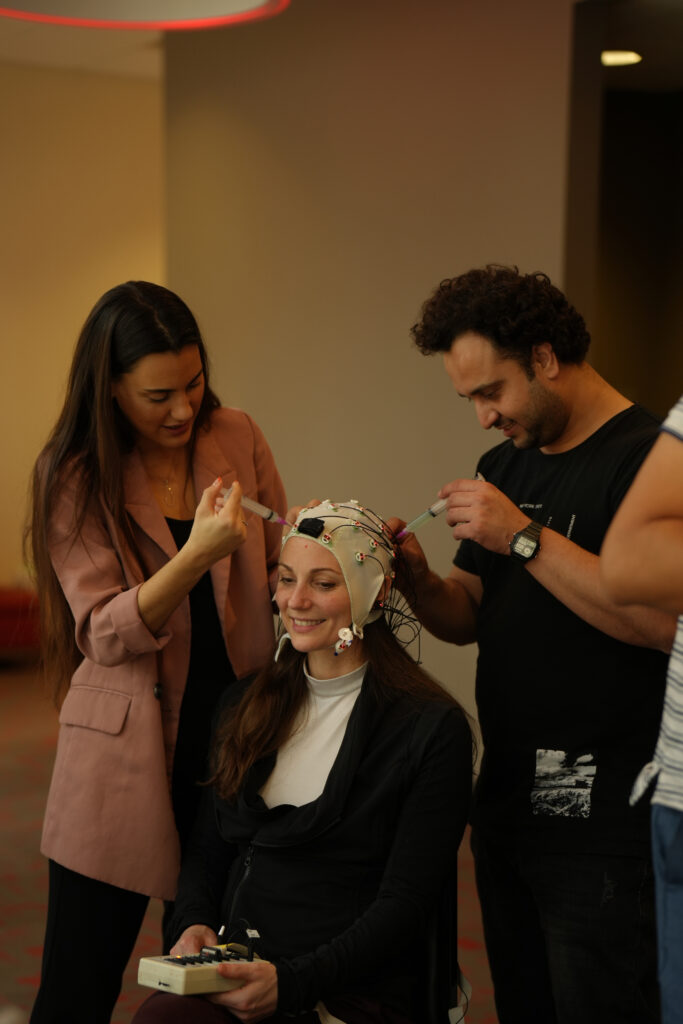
[169,923,218,956]
[187,478,248,566]
[207,959,278,1022]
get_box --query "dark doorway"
[565,0,683,416]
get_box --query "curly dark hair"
[411,265,591,371]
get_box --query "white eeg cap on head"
[284,499,396,642]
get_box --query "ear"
[376,576,392,605]
[531,343,559,380]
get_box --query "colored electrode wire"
[221,487,288,526]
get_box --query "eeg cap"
[283,500,395,651]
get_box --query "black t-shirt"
[455,405,668,854]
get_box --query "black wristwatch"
[509,520,542,562]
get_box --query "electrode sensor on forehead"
[295,517,326,538]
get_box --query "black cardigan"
[171,671,472,1016]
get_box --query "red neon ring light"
[0,1,289,31]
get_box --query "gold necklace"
[145,460,190,509]
[158,477,175,507]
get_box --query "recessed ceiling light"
[601,50,643,67]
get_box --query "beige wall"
[165,0,575,716]
[0,60,164,585]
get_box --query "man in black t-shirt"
[392,266,676,1024]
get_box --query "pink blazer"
[40,409,286,899]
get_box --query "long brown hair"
[210,616,471,802]
[24,281,221,705]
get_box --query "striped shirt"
[652,396,683,811]
[632,396,683,811]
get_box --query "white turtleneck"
[259,662,367,809]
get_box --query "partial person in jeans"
[132,500,473,1024]
[389,265,677,1024]
[602,393,683,1024]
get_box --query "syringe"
[221,487,288,526]
[396,498,447,540]
[396,474,485,540]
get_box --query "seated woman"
[133,500,473,1024]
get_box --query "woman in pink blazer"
[25,281,286,1024]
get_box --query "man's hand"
[439,478,530,554]
[386,512,480,643]
[385,516,432,594]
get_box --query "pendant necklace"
[159,478,174,506]
[147,460,190,510]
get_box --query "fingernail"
[213,476,222,486]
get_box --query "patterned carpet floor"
[0,663,496,1023]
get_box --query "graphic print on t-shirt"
[531,748,596,818]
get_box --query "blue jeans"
[652,803,683,1024]
[471,827,659,1024]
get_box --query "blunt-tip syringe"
[396,498,447,540]
[221,486,288,526]
[396,474,485,540]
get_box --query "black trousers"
[472,826,659,1024]
[29,860,149,1024]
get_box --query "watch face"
[512,536,537,558]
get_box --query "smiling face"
[111,345,205,455]
[276,537,366,678]
[443,330,569,450]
